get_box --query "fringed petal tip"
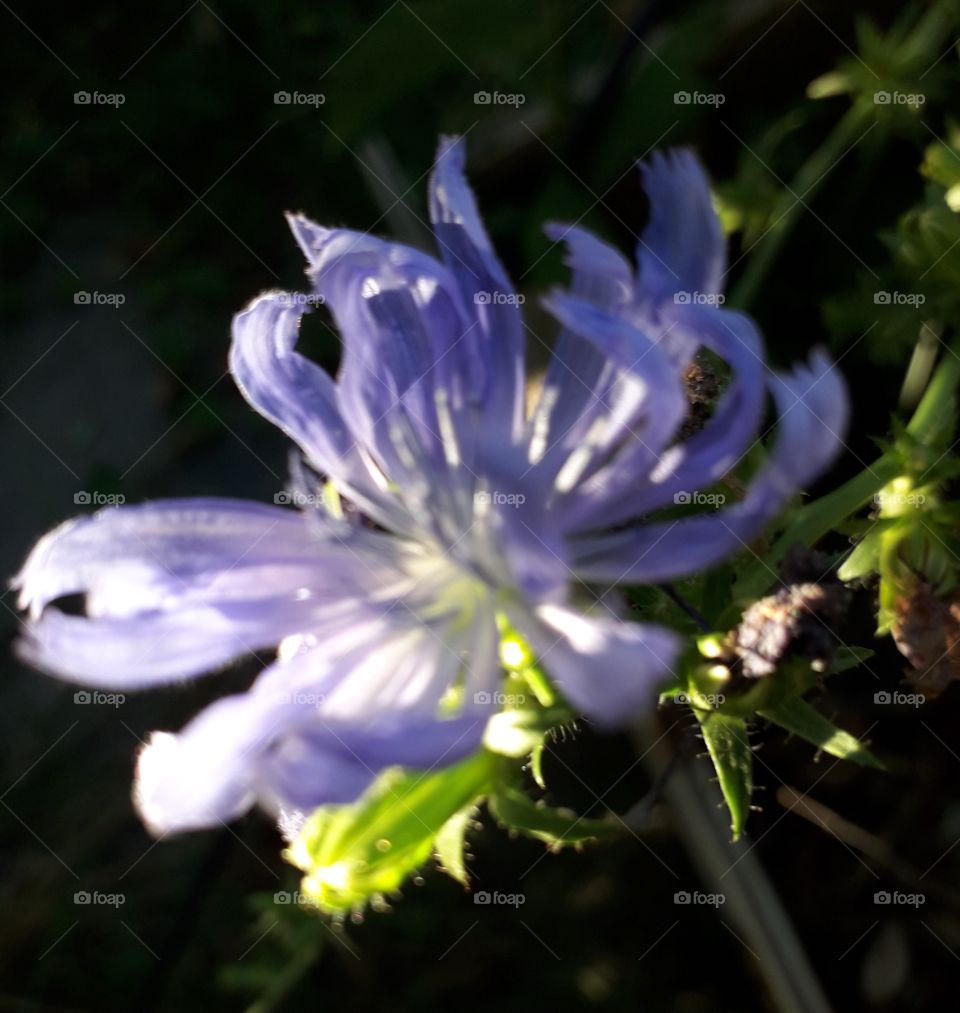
[542,220,634,293]
[12,515,81,617]
[769,349,850,487]
[639,147,708,189]
[637,148,725,300]
[285,212,334,265]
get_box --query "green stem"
[731,105,869,310]
[899,322,941,410]
[730,342,960,610]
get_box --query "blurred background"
[3,0,960,1010]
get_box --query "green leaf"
[837,530,882,581]
[434,806,475,887]
[697,712,754,840]
[828,646,875,673]
[760,698,883,768]
[488,785,621,849]
[286,751,497,914]
[529,741,547,790]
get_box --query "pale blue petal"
[571,352,849,583]
[15,498,323,617]
[637,149,726,305]
[429,135,525,442]
[509,601,680,727]
[564,304,766,531]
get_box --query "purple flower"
[13,138,847,836]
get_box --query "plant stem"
[731,105,869,310]
[632,716,835,1013]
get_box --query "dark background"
[2,1,959,1010]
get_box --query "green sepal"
[837,529,883,582]
[529,740,547,790]
[697,711,754,840]
[488,784,621,850]
[434,805,476,887]
[759,698,883,769]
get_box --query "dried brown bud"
[892,581,960,698]
[731,545,850,678]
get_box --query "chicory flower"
[13,138,847,836]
